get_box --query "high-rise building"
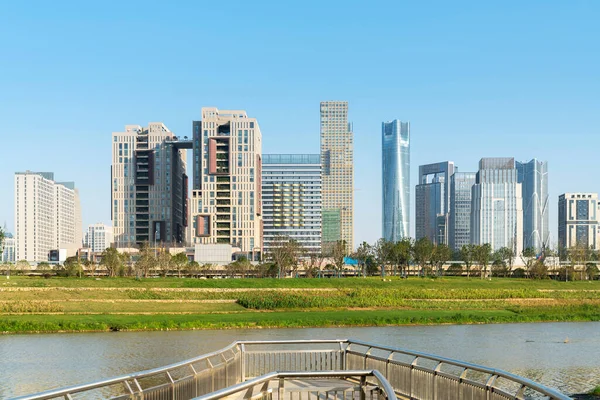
[471,158,523,255]
[382,120,410,242]
[449,172,477,251]
[190,108,262,260]
[516,159,549,252]
[262,154,322,255]
[558,193,600,250]
[85,223,114,253]
[111,123,188,247]
[1,226,16,263]
[320,101,354,252]
[14,171,82,262]
[415,162,455,244]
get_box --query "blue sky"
[1,1,599,247]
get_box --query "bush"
[512,268,526,278]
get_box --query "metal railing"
[11,339,571,400]
[193,370,396,400]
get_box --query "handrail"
[193,370,397,400]
[345,339,570,400]
[11,341,240,400]
[10,338,571,400]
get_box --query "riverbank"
[1,277,599,333]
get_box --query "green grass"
[2,276,600,334]
[588,385,600,396]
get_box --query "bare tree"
[331,240,347,278]
[460,244,476,278]
[136,243,156,278]
[156,250,173,277]
[306,251,326,278]
[431,244,452,276]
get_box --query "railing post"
[279,377,285,400]
[339,342,345,370]
[433,362,443,400]
[410,356,419,400]
[241,344,246,382]
[166,371,175,399]
[364,347,372,370]
[360,375,366,400]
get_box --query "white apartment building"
[111,123,188,247]
[189,108,262,260]
[1,232,16,263]
[14,172,82,262]
[558,193,600,250]
[320,101,354,252]
[85,223,114,253]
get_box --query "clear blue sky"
[1,1,599,248]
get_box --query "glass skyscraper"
[449,172,476,251]
[471,158,523,255]
[415,162,455,245]
[516,159,549,252]
[382,120,410,242]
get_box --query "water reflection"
[1,322,598,398]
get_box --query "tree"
[494,247,514,276]
[460,244,476,278]
[16,260,30,276]
[306,251,326,278]
[101,247,124,278]
[396,238,414,277]
[201,263,214,278]
[172,252,189,278]
[156,250,172,277]
[352,242,371,278]
[585,263,599,280]
[0,226,5,262]
[37,262,52,276]
[520,247,537,278]
[431,244,452,277]
[412,237,434,277]
[331,240,347,278]
[286,240,303,277]
[373,238,393,278]
[474,243,492,279]
[135,243,156,278]
[234,256,252,278]
[268,235,295,278]
[188,261,201,278]
[569,242,590,280]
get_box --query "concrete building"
[320,101,354,252]
[262,154,322,255]
[85,223,114,253]
[14,171,82,262]
[1,230,16,263]
[111,123,188,247]
[516,159,549,252]
[471,158,523,255]
[448,172,476,251]
[189,108,262,261]
[415,162,455,245]
[382,120,410,242]
[558,193,600,250]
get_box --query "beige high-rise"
[320,101,354,252]
[189,108,262,260]
[14,171,82,262]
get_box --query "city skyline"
[1,2,600,248]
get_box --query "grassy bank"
[1,277,599,333]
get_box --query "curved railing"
[10,339,571,400]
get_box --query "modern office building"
[189,108,262,260]
[382,120,410,242]
[415,162,455,245]
[516,159,549,252]
[111,123,188,247]
[261,154,322,255]
[1,227,16,263]
[449,172,477,251]
[84,223,114,253]
[14,171,82,262]
[558,193,600,250]
[471,158,523,255]
[320,101,354,252]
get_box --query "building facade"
[189,108,262,260]
[14,171,82,262]
[516,159,549,252]
[262,154,322,255]
[1,231,16,263]
[85,223,114,253]
[320,101,354,251]
[558,193,600,250]
[111,123,188,247]
[415,162,455,244]
[382,120,410,242]
[471,158,523,255]
[448,172,476,251]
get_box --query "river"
[1,322,599,398]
